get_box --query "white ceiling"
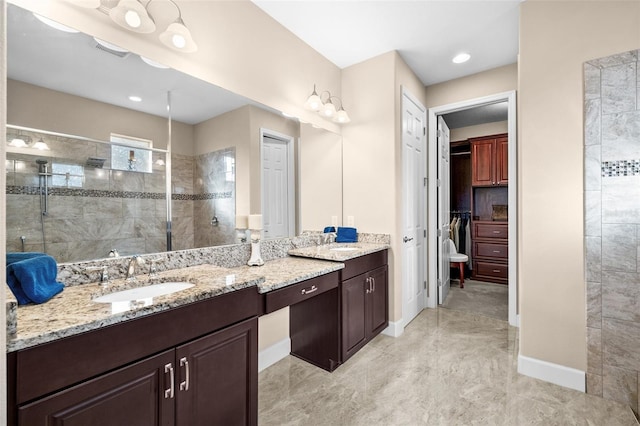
[252,0,522,86]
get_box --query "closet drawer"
[474,222,508,239]
[474,241,508,259]
[473,261,508,280]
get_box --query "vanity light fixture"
[69,0,198,53]
[304,84,351,124]
[7,134,32,148]
[33,138,51,151]
[140,56,170,69]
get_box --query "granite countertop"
[287,242,390,262]
[6,256,348,352]
[7,264,263,352]
[234,257,345,294]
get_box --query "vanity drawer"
[474,222,508,239]
[265,271,339,313]
[474,241,508,259]
[473,261,508,280]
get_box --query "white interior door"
[401,90,426,327]
[437,116,451,305]
[262,133,293,239]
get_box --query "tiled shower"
[584,48,640,414]
[5,129,235,263]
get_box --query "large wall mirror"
[5,3,343,263]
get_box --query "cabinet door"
[19,350,175,426]
[367,266,388,338]
[175,317,257,426]
[471,139,495,186]
[496,136,508,185]
[341,274,367,362]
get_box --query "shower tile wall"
[584,48,640,414]
[5,132,168,262]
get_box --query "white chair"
[448,239,469,288]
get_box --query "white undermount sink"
[329,247,360,252]
[93,282,195,303]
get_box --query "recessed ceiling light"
[33,13,80,33]
[129,96,142,102]
[452,53,471,64]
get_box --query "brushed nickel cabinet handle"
[493,250,501,253]
[371,277,376,292]
[164,363,174,399]
[301,285,318,295]
[179,357,190,391]
[492,269,501,273]
[493,231,501,234]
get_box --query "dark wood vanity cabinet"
[341,251,388,363]
[8,288,260,426]
[471,134,508,187]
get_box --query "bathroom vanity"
[6,241,389,425]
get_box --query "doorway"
[427,91,518,327]
[260,129,295,239]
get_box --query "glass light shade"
[109,0,156,34]
[305,87,322,111]
[9,138,28,148]
[333,108,351,124]
[321,100,336,118]
[140,56,170,69]
[33,140,50,150]
[159,20,197,53]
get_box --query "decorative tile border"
[6,185,232,200]
[601,160,640,177]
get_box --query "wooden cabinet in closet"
[470,134,508,187]
[472,221,508,284]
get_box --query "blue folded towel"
[323,226,336,233]
[6,253,64,305]
[336,227,358,243]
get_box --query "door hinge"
[437,229,442,237]
[423,280,427,290]
[436,179,441,187]
[423,127,426,136]
[437,129,443,138]
[437,279,442,287]
[423,229,427,238]
[424,177,427,186]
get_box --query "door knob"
[403,236,413,243]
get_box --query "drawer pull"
[301,285,318,295]
[164,363,174,399]
[492,231,501,234]
[492,269,501,273]
[492,250,501,253]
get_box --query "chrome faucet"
[126,255,145,281]
[87,265,110,286]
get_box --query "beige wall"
[519,1,640,371]
[342,51,426,323]
[12,0,342,134]
[8,79,194,155]
[450,121,508,142]
[425,63,517,109]
[299,124,343,231]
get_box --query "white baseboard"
[258,338,291,372]
[382,319,404,338]
[517,354,585,392]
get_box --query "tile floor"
[441,279,509,322]
[258,308,638,425]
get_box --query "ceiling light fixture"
[452,52,471,64]
[129,95,142,102]
[304,85,351,124]
[140,55,170,69]
[158,2,197,53]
